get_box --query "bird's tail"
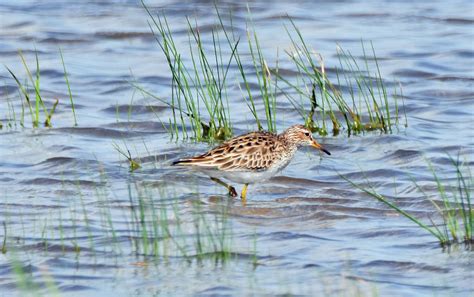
[172,156,218,168]
[171,159,193,166]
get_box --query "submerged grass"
[112,142,142,172]
[124,181,237,262]
[4,254,61,297]
[1,172,250,264]
[3,50,77,129]
[343,155,473,247]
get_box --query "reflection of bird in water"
[173,125,331,203]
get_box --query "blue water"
[0,1,473,296]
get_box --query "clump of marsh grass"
[216,7,278,133]
[343,155,472,247]
[4,50,77,128]
[139,3,281,142]
[140,4,235,141]
[279,20,406,136]
[139,4,404,141]
[5,51,58,128]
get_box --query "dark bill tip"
[322,148,331,155]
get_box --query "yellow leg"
[210,177,237,197]
[241,183,249,203]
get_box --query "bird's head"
[282,125,331,155]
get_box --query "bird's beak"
[311,140,331,155]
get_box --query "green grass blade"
[59,48,77,126]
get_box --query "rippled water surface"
[1,0,473,296]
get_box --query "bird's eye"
[304,132,310,137]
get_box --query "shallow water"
[0,0,473,296]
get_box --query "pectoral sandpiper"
[172,125,330,202]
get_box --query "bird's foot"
[240,183,249,204]
[228,186,238,197]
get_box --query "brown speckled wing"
[174,131,284,171]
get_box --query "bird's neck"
[278,133,298,151]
